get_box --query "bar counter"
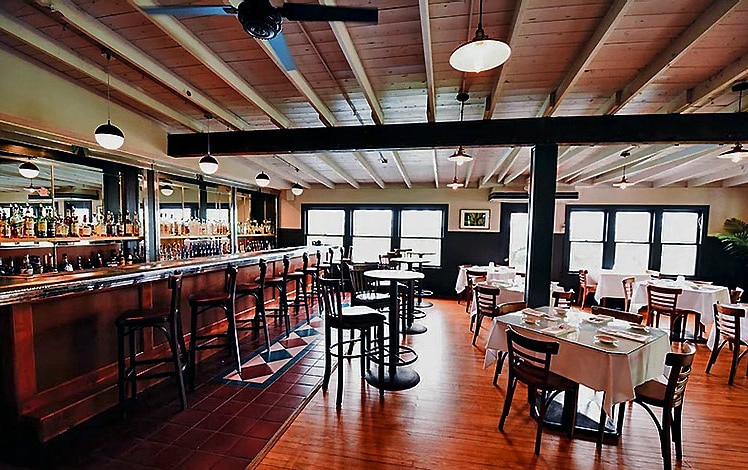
[0,246,312,443]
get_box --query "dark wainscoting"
[278,228,304,249]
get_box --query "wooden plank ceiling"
[1,0,747,190]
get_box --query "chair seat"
[116,308,169,327]
[355,292,389,303]
[515,362,578,391]
[236,282,261,294]
[287,271,304,279]
[634,375,669,407]
[188,291,230,306]
[303,267,319,274]
[329,306,386,328]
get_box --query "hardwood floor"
[255,299,748,469]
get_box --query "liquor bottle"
[95,251,104,268]
[81,215,92,237]
[24,205,35,238]
[59,253,74,272]
[0,212,6,239]
[64,210,72,235]
[46,209,55,238]
[106,211,114,237]
[75,256,83,271]
[116,213,125,237]
[37,208,47,238]
[20,254,33,275]
[124,211,133,236]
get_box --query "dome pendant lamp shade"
[291,183,304,196]
[717,82,748,162]
[446,176,464,190]
[255,172,271,187]
[448,146,473,165]
[199,155,219,174]
[18,161,40,179]
[449,0,511,73]
[160,182,174,197]
[612,151,633,189]
[94,120,125,150]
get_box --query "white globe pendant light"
[291,183,304,196]
[18,160,40,179]
[255,172,270,187]
[94,51,125,150]
[449,0,511,73]
[198,114,219,174]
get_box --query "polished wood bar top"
[0,246,308,306]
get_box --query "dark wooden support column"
[525,144,558,308]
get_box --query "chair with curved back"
[498,327,579,455]
[552,290,575,309]
[490,301,526,386]
[646,285,699,343]
[465,267,487,318]
[630,343,696,470]
[318,276,386,407]
[622,276,636,311]
[705,303,747,385]
[472,284,501,346]
[577,270,597,307]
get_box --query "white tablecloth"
[485,308,670,414]
[455,265,516,293]
[590,270,650,302]
[707,303,748,350]
[629,280,731,326]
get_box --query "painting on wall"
[460,209,490,229]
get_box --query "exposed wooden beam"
[282,155,335,189]
[167,113,748,156]
[721,169,748,187]
[418,0,436,122]
[569,144,671,184]
[652,160,724,187]
[431,150,439,188]
[495,148,523,184]
[464,159,475,188]
[131,0,292,129]
[689,165,745,187]
[544,0,632,117]
[320,0,384,125]
[557,145,631,181]
[594,145,716,184]
[389,151,412,188]
[318,154,360,188]
[504,162,528,185]
[44,0,251,130]
[660,53,748,114]
[352,152,385,188]
[0,12,203,131]
[484,0,531,120]
[603,0,740,115]
[480,148,512,186]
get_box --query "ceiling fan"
[141,0,377,71]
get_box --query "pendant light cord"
[477,0,484,33]
[105,51,111,122]
[206,114,212,155]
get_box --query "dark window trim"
[499,203,528,265]
[563,204,709,277]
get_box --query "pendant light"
[446,162,464,190]
[18,159,40,179]
[449,0,511,73]
[255,172,270,187]
[291,183,304,196]
[94,51,125,150]
[199,114,219,174]
[160,181,174,197]
[612,150,633,189]
[448,93,474,165]
[717,82,748,163]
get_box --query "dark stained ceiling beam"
[167,113,748,157]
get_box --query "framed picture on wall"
[460,209,490,229]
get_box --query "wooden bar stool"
[116,273,188,414]
[288,253,311,324]
[236,259,271,352]
[298,252,320,309]
[265,255,292,337]
[187,266,241,391]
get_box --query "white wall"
[281,186,748,235]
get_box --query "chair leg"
[128,327,137,401]
[493,352,505,387]
[166,325,188,411]
[336,327,344,407]
[729,339,740,385]
[225,304,242,378]
[117,325,126,414]
[672,406,683,461]
[378,324,384,399]
[660,412,673,470]
[282,286,291,336]
[323,323,332,392]
[188,306,198,392]
[498,375,517,431]
[472,314,483,346]
[534,390,547,455]
[705,340,724,374]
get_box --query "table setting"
[629,276,731,326]
[455,263,516,293]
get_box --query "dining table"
[485,306,670,428]
[589,269,650,303]
[455,265,516,294]
[363,269,424,391]
[392,256,433,310]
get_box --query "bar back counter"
[0,246,311,443]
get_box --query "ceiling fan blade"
[140,5,237,16]
[268,32,297,71]
[280,3,377,23]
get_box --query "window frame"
[562,205,708,277]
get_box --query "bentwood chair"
[117,274,188,413]
[499,327,579,455]
[577,270,597,307]
[590,305,644,445]
[622,277,636,311]
[188,266,240,391]
[319,276,386,407]
[235,259,271,352]
[705,303,747,385]
[347,262,390,311]
[552,290,575,309]
[646,285,700,343]
[631,343,696,470]
[490,301,526,386]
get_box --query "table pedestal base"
[539,389,620,440]
[365,367,420,391]
[404,323,427,335]
[415,300,433,308]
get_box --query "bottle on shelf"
[36,208,47,238]
[23,206,35,238]
[59,253,74,272]
[81,215,92,237]
[46,209,56,238]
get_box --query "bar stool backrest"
[257,259,267,287]
[301,252,309,272]
[318,276,344,322]
[280,254,290,280]
[328,247,335,264]
[347,262,379,296]
[168,273,184,320]
[315,250,322,267]
[225,266,238,298]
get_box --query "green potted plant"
[715,218,748,266]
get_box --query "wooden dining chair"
[630,343,696,470]
[622,276,636,311]
[552,290,575,308]
[472,284,501,346]
[730,287,744,304]
[491,301,526,386]
[705,303,747,385]
[577,270,597,308]
[591,305,644,325]
[646,285,699,343]
[499,327,579,455]
[456,264,473,305]
[465,268,487,317]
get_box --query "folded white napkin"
[541,323,577,336]
[598,327,649,343]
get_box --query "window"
[306,209,345,247]
[508,212,528,272]
[614,212,651,272]
[568,211,605,271]
[352,209,393,262]
[400,210,443,266]
[564,206,706,277]
[660,212,700,275]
